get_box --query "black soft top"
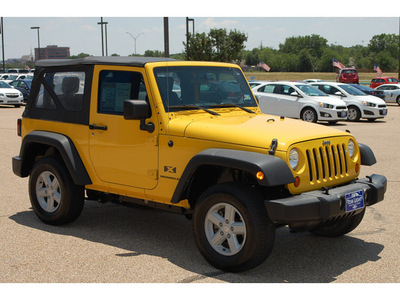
[35,56,176,67]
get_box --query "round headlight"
[289,148,299,170]
[348,140,355,157]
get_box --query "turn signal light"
[355,163,360,173]
[256,171,265,181]
[294,176,300,187]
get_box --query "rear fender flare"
[17,131,91,185]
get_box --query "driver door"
[88,66,159,189]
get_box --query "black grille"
[5,93,19,98]
[306,144,348,182]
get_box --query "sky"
[2,0,400,60]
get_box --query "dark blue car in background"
[351,84,385,100]
[8,79,32,103]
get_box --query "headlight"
[362,101,376,107]
[319,102,334,109]
[289,148,299,170]
[348,140,355,158]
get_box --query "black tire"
[193,183,275,272]
[29,157,84,225]
[301,107,318,123]
[310,208,365,237]
[347,106,361,121]
[396,95,400,106]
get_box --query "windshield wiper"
[168,105,220,116]
[210,103,255,114]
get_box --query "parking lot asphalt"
[0,105,399,285]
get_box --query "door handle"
[89,124,108,131]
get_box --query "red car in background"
[370,77,399,88]
[337,68,359,84]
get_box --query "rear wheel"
[29,157,84,225]
[193,183,275,272]
[310,208,365,237]
[396,95,400,106]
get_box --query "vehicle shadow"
[10,201,384,283]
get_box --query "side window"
[35,71,85,111]
[98,70,147,115]
[259,85,275,94]
[18,82,27,89]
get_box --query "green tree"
[184,28,247,63]
[279,34,328,58]
[368,34,398,58]
[68,53,90,59]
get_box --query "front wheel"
[29,157,84,225]
[396,95,400,106]
[193,183,275,272]
[301,107,318,123]
[347,106,361,121]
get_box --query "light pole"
[126,32,143,55]
[97,18,108,56]
[30,26,40,61]
[186,17,194,60]
[1,17,5,71]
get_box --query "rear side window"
[257,84,275,93]
[26,66,92,125]
[35,72,85,111]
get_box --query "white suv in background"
[310,82,388,122]
[252,81,348,124]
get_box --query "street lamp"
[126,32,143,55]
[30,26,41,61]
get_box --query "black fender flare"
[358,143,376,166]
[171,148,295,204]
[13,131,92,185]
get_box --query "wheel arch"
[300,106,318,121]
[14,131,92,185]
[171,148,295,206]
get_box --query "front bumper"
[265,174,386,228]
[318,108,347,121]
[362,107,387,119]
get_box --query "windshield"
[0,81,11,88]
[295,84,327,96]
[339,84,366,96]
[153,66,257,112]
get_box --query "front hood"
[313,95,347,106]
[361,95,386,105]
[167,112,350,152]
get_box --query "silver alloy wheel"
[204,202,247,256]
[302,109,315,122]
[35,171,61,213]
[348,107,358,121]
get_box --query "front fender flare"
[171,148,295,204]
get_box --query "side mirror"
[123,100,155,133]
[334,91,345,97]
[290,91,301,97]
[123,100,151,120]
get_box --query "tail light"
[17,118,21,136]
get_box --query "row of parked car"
[250,79,400,123]
[0,74,32,107]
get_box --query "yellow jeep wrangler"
[13,57,387,272]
